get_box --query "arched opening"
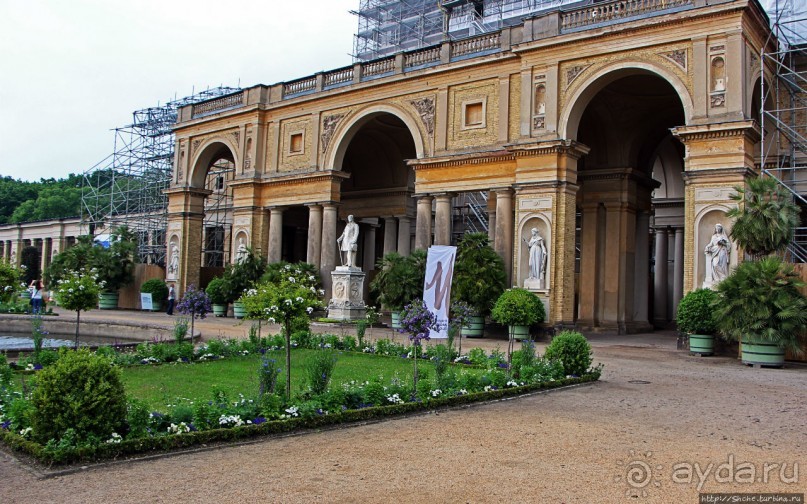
[334,111,418,276]
[192,141,236,284]
[572,72,686,332]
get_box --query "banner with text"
[423,245,457,339]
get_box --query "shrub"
[714,257,807,353]
[453,233,507,317]
[491,288,545,327]
[676,288,718,335]
[30,349,127,443]
[0,259,22,303]
[306,351,338,396]
[205,277,228,305]
[140,278,168,303]
[544,331,592,377]
[259,356,281,397]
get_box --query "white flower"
[268,317,276,323]
[431,389,442,397]
[168,422,191,434]
[484,385,494,392]
[318,289,325,295]
[458,389,468,395]
[284,299,292,305]
[288,277,296,283]
[284,406,299,417]
[306,307,313,314]
[218,415,244,427]
[19,427,32,438]
[386,393,404,404]
[295,296,303,303]
[106,432,123,444]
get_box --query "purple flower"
[0,420,11,430]
[252,417,267,425]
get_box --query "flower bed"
[0,332,602,466]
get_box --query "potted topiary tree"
[369,250,426,329]
[140,278,169,312]
[205,277,228,316]
[221,247,266,319]
[676,288,718,356]
[713,176,806,367]
[491,287,545,367]
[453,233,507,337]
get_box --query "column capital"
[491,187,513,196]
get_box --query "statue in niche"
[336,215,360,269]
[523,227,548,290]
[235,237,248,264]
[704,223,731,288]
[168,242,180,278]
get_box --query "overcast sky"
[0,0,357,182]
[0,0,798,183]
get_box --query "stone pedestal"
[327,267,367,320]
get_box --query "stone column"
[383,217,397,256]
[673,226,685,316]
[363,223,378,271]
[633,212,650,326]
[653,228,669,328]
[320,203,338,299]
[42,238,53,273]
[577,203,600,326]
[306,204,323,267]
[487,192,497,242]
[415,195,433,251]
[493,188,514,285]
[397,216,411,256]
[267,207,284,263]
[433,193,453,246]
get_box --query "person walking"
[166,283,176,315]
[29,279,45,314]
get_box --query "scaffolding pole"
[80,86,241,266]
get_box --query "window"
[462,100,486,129]
[289,132,304,154]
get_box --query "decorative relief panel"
[694,187,734,202]
[321,113,346,153]
[410,97,435,135]
[559,44,693,112]
[519,197,553,210]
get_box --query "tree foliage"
[727,177,800,258]
[453,232,507,317]
[46,226,136,291]
[0,174,83,225]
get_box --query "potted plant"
[140,278,169,312]
[369,250,426,329]
[47,227,136,310]
[676,288,718,356]
[453,233,507,337]
[714,257,806,367]
[713,177,806,367]
[205,277,228,317]
[491,287,546,369]
[221,247,266,319]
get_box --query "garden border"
[0,375,599,472]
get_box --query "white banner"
[423,245,457,339]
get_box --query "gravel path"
[1,311,805,503]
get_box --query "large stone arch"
[323,103,426,171]
[189,138,239,189]
[560,61,694,140]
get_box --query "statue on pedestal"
[235,237,248,264]
[704,223,730,288]
[523,227,548,290]
[337,215,360,269]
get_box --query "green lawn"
[122,349,440,409]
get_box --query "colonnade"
[652,225,685,328]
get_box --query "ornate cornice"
[671,120,760,142]
[408,149,512,170]
[507,139,591,159]
[257,170,351,188]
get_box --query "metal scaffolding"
[352,0,572,61]
[760,0,807,260]
[80,86,240,266]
